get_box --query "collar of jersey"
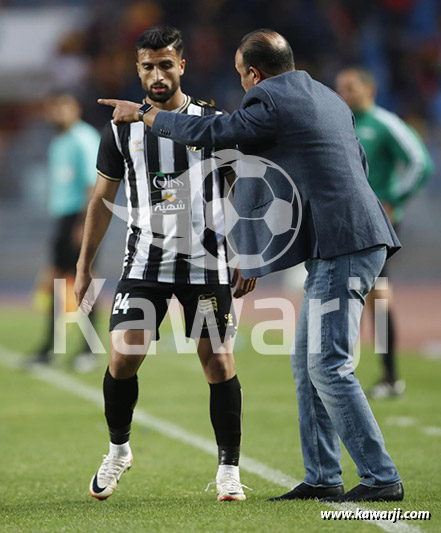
[142,94,190,114]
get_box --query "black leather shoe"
[268,482,344,501]
[321,482,404,502]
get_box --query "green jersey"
[353,105,433,222]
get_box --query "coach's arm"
[98,86,278,147]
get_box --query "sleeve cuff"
[97,170,122,182]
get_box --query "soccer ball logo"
[103,148,302,272]
[191,149,302,271]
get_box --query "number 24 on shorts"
[112,293,130,315]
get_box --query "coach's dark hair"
[238,29,295,75]
[136,26,183,56]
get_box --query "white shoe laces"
[98,454,129,485]
[205,474,253,493]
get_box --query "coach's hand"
[231,268,257,298]
[98,99,159,126]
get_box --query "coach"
[100,29,403,502]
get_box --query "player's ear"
[136,62,142,78]
[179,58,186,76]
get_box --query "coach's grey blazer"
[152,70,401,279]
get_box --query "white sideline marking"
[0,347,419,533]
[421,426,441,437]
[386,417,441,438]
[386,417,417,428]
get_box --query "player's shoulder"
[187,96,226,115]
[370,105,407,132]
[99,119,132,144]
[73,120,99,138]
[70,120,100,149]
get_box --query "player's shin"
[103,366,138,452]
[207,375,249,500]
[209,375,242,463]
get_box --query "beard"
[144,80,179,103]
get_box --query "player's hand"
[231,268,257,298]
[98,99,142,125]
[74,269,93,313]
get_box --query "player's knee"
[204,353,235,383]
[109,355,140,379]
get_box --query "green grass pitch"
[0,307,440,532]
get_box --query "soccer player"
[31,93,100,372]
[336,68,433,399]
[74,26,256,502]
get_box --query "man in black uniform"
[74,26,255,502]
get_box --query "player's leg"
[90,280,167,500]
[31,214,73,365]
[196,337,247,501]
[89,329,152,500]
[176,284,247,501]
[366,268,404,399]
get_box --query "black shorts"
[109,280,237,340]
[52,213,82,273]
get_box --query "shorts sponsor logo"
[197,294,219,315]
[224,313,234,327]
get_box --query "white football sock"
[109,441,131,458]
[217,464,240,480]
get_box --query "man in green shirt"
[336,67,433,399]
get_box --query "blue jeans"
[291,246,401,488]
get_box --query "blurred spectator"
[336,67,433,398]
[29,93,100,373]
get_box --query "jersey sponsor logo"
[150,171,187,191]
[153,196,187,214]
[150,171,189,215]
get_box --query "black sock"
[103,367,138,444]
[209,375,242,466]
[381,309,397,383]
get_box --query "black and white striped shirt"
[97,95,230,284]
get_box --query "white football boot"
[206,471,251,501]
[89,451,133,500]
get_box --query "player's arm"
[74,120,124,306]
[98,86,278,147]
[74,175,120,306]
